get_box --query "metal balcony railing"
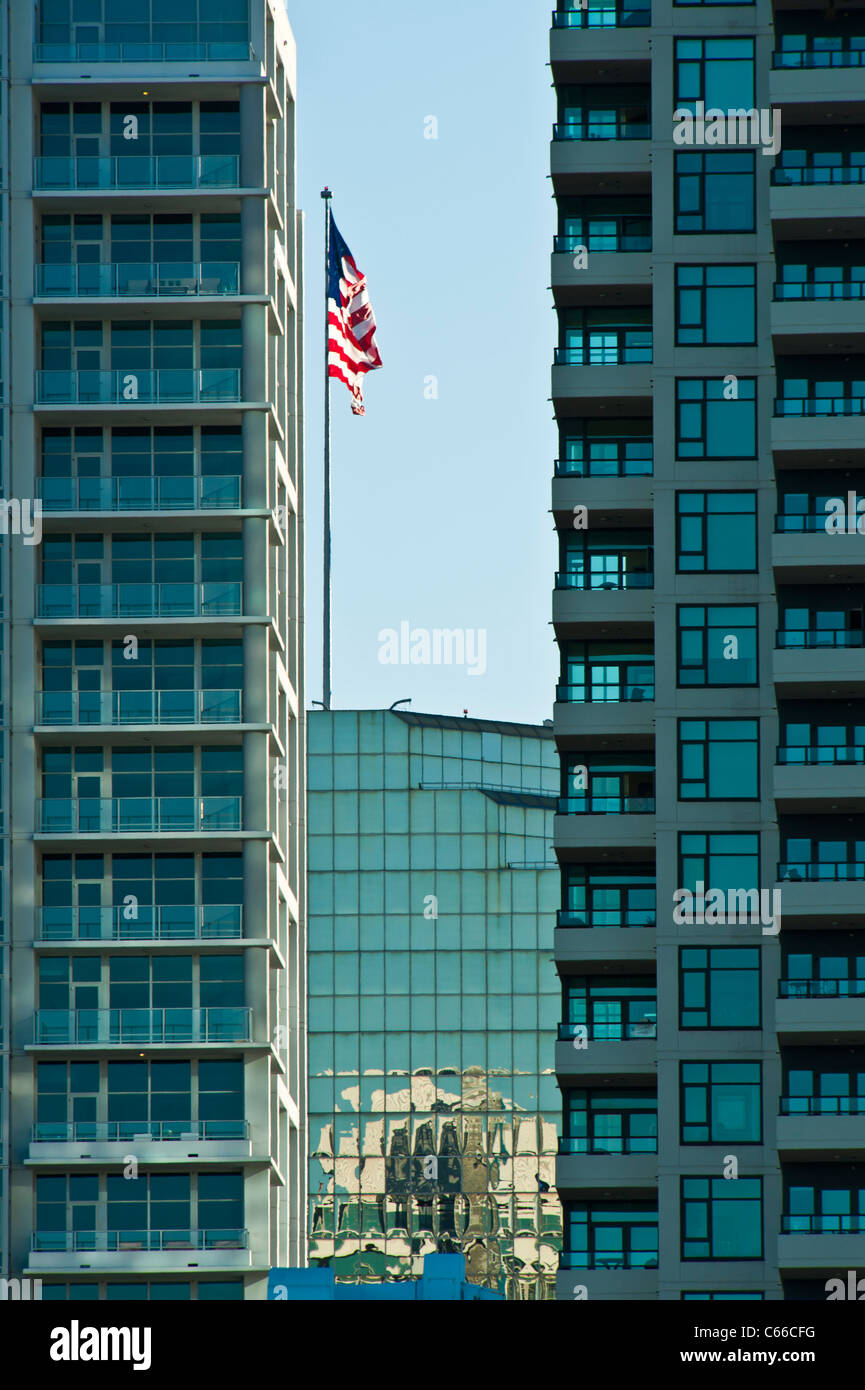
[775,395,865,416]
[31,1228,249,1253]
[34,41,253,62]
[558,794,655,814]
[553,120,651,140]
[773,47,865,68]
[37,796,242,834]
[556,675,654,702]
[774,279,865,300]
[36,368,241,405]
[37,475,241,511]
[778,745,865,765]
[558,1019,657,1041]
[31,1119,248,1142]
[780,978,865,998]
[36,262,240,298]
[557,908,655,928]
[558,1135,657,1154]
[33,1007,252,1045]
[554,226,651,254]
[776,629,864,649]
[781,1215,865,1234]
[36,689,242,727]
[780,1096,865,1115]
[36,582,242,619]
[555,337,652,365]
[778,860,865,882]
[775,512,840,532]
[34,154,239,190]
[555,448,652,477]
[552,4,650,26]
[37,904,242,941]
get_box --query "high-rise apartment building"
[0,0,305,1301]
[551,0,865,1300]
[307,708,562,1299]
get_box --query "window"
[686,603,745,691]
[559,640,654,703]
[565,1201,658,1269]
[676,493,757,572]
[784,1170,865,1234]
[675,153,756,233]
[679,832,760,896]
[682,1178,763,1259]
[675,38,755,111]
[676,377,757,459]
[565,1089,658,1154]
[679,718,759,798]
[676,266,756,345]
[561,864,656,929]
[563,976,657,1040]
[681,1062,762,1142]
[680,947,761,1028]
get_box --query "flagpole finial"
[321,187,332,201]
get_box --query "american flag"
[327,213,382,416]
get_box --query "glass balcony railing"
[558,1135,657,1154]
[559,1249,658,1269]
[774,279,865,300]
[556,560,654,590]
[38,904,242,941]
[778,860,865,882]
[776,629,864,649]
[780,1096,865,1115]
[781,1215,865,1234]
[772,162,865,186]
[36,368,241,405]
[31,1228,249,1253]
[34,154,239,189]
[557,908,655,928]
[558,794,655,814]
[33,1008,252,1045]
[552,4,651,26]
[36,582,242,619]
[555,337,652,365]
[773,47,865,69]
[558,1018,657,1040]
[554,224,651,254]
[778,744,865,765]
[555,444,653,477]
[36,262,240,298]
[35,40,252,62]
[37,796,242,834]
[556,673,654,702]
[36,689,242,726]
[553,120,651,140]
[775,395,865,416]
[32,1119,248,1142]
[37,475,241,511]
[775,512,838,532]
[780,978,865,998]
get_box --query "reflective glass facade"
[307,709,562,1298]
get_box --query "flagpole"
[321,187,333,710]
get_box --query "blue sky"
[288,1,557,724]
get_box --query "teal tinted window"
[680,947,761,1028]
[676,493,757,571]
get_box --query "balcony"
[37,475,241,512]
[36,689,242,727]
[552,245,652,306]
[33,155,239,191]
[552,361,652,415]
[35,41,253,62]
[32,1007,252,1046]
[555,923,655,971]
[552,3,650,27]
[558,794,654,814]
[556,1150,657,1197]
[554,334,651,367]
[554,434,652,479]
[35,262,241,300]
[36,583,242,620]
[770,46,865,109]
[551,131,650,194]
[35,369,241,406]
[553,586,654,640]
[775,992,865,1043]
[555,1264,657,1299]
[555,694,654,746]
[37,904,242,942]
[28,1228,250,1275]
[770,165,865,236]
[774,755,865,811]
[773,638,865,696]
[551,6,650,81]
[771,296,865,352]
[777,1103,865,1159]
[37,797,242,835]
[778,1227,865,1275]
[28,1120,251,1165]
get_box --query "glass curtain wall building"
[551,0,865,1299]
[307,709,562,1299]
[1,0,305,1300]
